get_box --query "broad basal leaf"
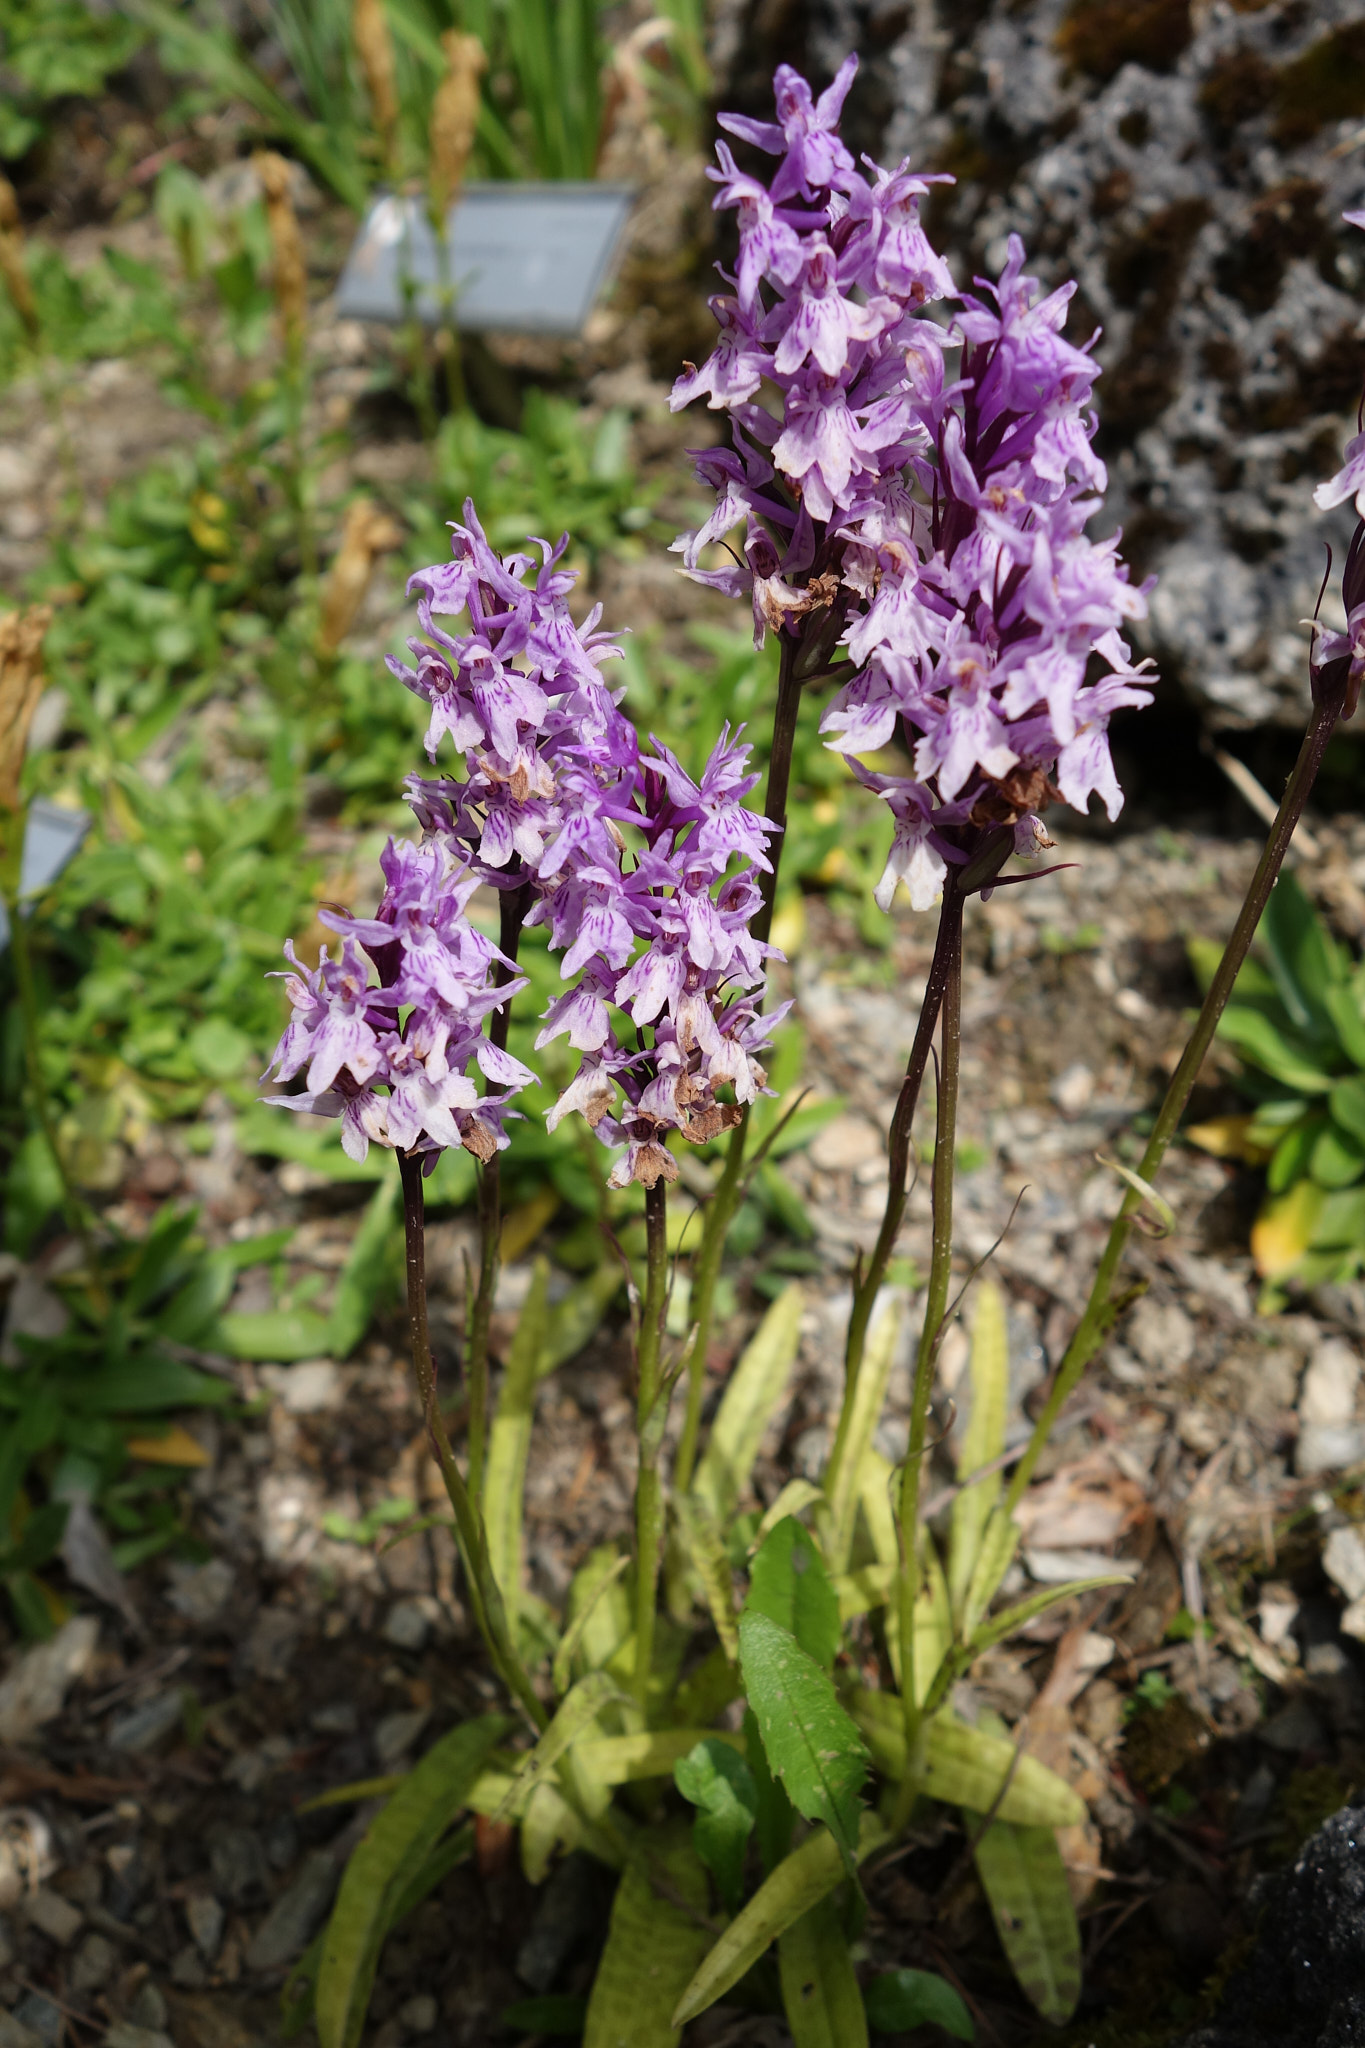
[969,1816,1080,2026]
[693,1283,802,1521]
[671,1811,887,2028]
[847,1695,1084,1830]
[778,1892,868,2048]
[584,1822,711,2048]
[737,1610,867,1872]
[747,1517,839,1670]
[949,1279,1008,1621]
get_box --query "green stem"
[895,904,962,1820]
[633,1177,670,1718]
[399,1148,546,1731]
[467,877,532,1503]
[825,878,962,1501]
[673,629,803,1492]
[1005,680,1347,1516]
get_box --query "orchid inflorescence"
[266,506,782,1189]
[672,55,1156,911]
[266,52,1161,1188]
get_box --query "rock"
[185,1893,224,1960]
[244,1851,336,1973]
[383,1599,431,1652]
[1324,1526,1365,1604]
[69,1929,118,1993]
[105,2028,174,2048]
[515,1852,615,1992]
[242,1606,303,1681]
[127,1983,169,2029]
[258,1360,342,1413]
[1128,1297,1196,1374]
[1174,1803,1365,2046]
[399,1994,439,2033]
[0,1808,56,1909]
[170,1944,208,1989]
[0,2015,42,2048]
[11,1996,59,2046]
[0,1271,68,1363]
[373,1708,430,1768]
[1297,1342,1365,1472]
[165,1559,234,1627]
[1050,1061,1095,1115]
[310,1700,358,1736]
[808,1113,882,1172]
[0,1617,99,1743]
[206,1823,269,1907]
[23,1887,82,1945]
[108,1691,184,1754]
[1258,1697,1326,1755]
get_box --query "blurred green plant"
[0,0,146,161]
[1186,870,1365,1300]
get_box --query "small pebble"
[244,1850,337,1972]
[185,1892,224,1959]
[374,1708,430,1768]
[0,2014,42,2048]
[127,1982,169,2030]
[399,1993,439,2032]
[383,1599,431,1652]
[69,1928,118,1993]
[11,1997,59,2047]
[105,2027,174,2048]
[23,1887,82,1946]
[108,1692,184,1755]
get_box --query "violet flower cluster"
[672,56,1155,912]
[265,503,781,1189]
[265,838,533,1165]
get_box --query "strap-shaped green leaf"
[949,1280,1008,1621]
[576,1728,744,1785]
[1263,870,1342,1031]
[825,1290,902,1572]
[673,1493,739,1662]
[747,1517,839,1670]
[969,1816,1080,2026]
[960,1503,1020,1641]
[484,1257,550,1632]
[315,1715,510,2048]
[492,1670,621,1824]
[738,1610,867,1872]
[847,1696,1084,1829]
[778,1892,869,2048]
[1216,1004,1334,1093]
[540,1260,623,1379]
[584,1822,712,2048]
[671,1812,887,2027]
[1331,1072,1365,1143]
[693,1283,802,1520]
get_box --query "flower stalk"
[467,874,533,1502]
[895,905,962,1817]
[632,1177,671,1716]
[1006,661,1354,1517]
[399,1148,546,1731]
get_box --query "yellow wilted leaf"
[0,604,53,816]
[125,1425,211,1467]
[1251,1179,1325,1281]
[429,31,486,216]
[317,498,404,655]
[1186,1114,1273,1164]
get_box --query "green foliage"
[673,1736,757,1911]
[778,1891,868,2048]
[746,1516,840,1672]
[583,1822,710,2048]
[1188,871,1365,1291]
[864,1968,975,2040]
[737,1609,868,1875]
[314,1716,509,2048]
[0,0,145,159]
[969,1818,1080,2027]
